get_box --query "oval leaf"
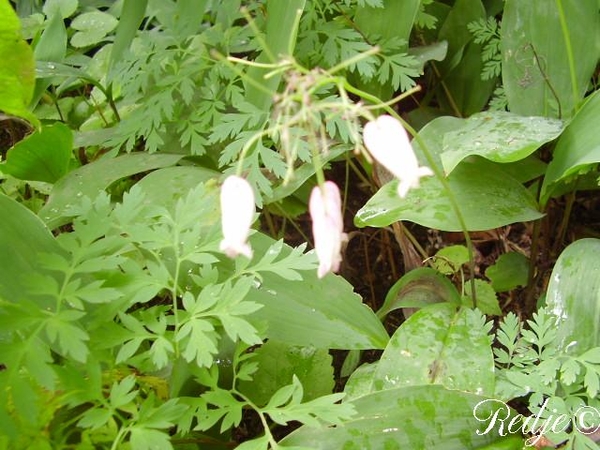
[377,267,461,319]
[70,10,118,48]
[282,385,524,449]
[0,194,63,303]
[0,0,37,124]
[372,303,495,396]
[486,252,529,292]
[237,340,334,407]
[38,153,184,229]
[541,90,600,204]
[1,123,72,183]
[436,0,496,116]
[246,234,389,350]
[501,0,598,119]
[135,166,218,208]
[442,112,563,175]
[545,238,600,355]
[356,157,543,231]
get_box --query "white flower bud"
[220,175,255,258]
[309,181,347,278]
[363,115,433,198]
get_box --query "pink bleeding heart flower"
[309,181,347,278]
[220,175,255,259]
[363,115,433,198]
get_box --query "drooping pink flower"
[309,181,347,278]
[363,115,433,198]
[220,175,255,258]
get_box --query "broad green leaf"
[39,153,183,229]
[465,279,502,316]
[34,12,67,63]
[0,0,37,124]
[372,303,495,395]
[541,90,600,204]
[408,41,448,72]
[70,10,118,48]
[377,268,461,319]
[412,115,465,168]
[355,0,420,47]
[486,252,529,292]
[409,114,548,184]
[437,0,485,74]
[545,238,600,355]
[499,155,547,184]
[439,41,497,117]
[108,0,148,77]
[343,362,377,401]
[441,112,563,175]
[246,236,389,350]
[0,194,63,303]
[433,245,469,275]
[31,7,68,107]
[282,385,524,449]
[355,157,543,232]
[1,123,72,183]
[501,0,599,119]
[237,340,334,407]
[135,166,218,207]
[42,0,78,18]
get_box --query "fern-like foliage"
[467,17,502,81]
[494,310,600,448]
[296,8,421,89]
[415,0,438,30]
[0,182,325,448]
[489,85,509,111]
[105,28,246,155]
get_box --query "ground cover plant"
[1,0,600,448]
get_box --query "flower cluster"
[218,115,432,278]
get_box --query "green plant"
[0,182,387,448]
[3,0,600,448]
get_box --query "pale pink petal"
[220,175,255,258]
[309,181,346,278]
[363,115,433,197]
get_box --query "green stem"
[555,0,579,113]
[271,202,311,242]
[525,215,542,312]
[554,189,576,256]
[111,427,129,450]
[311,141,326,187]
